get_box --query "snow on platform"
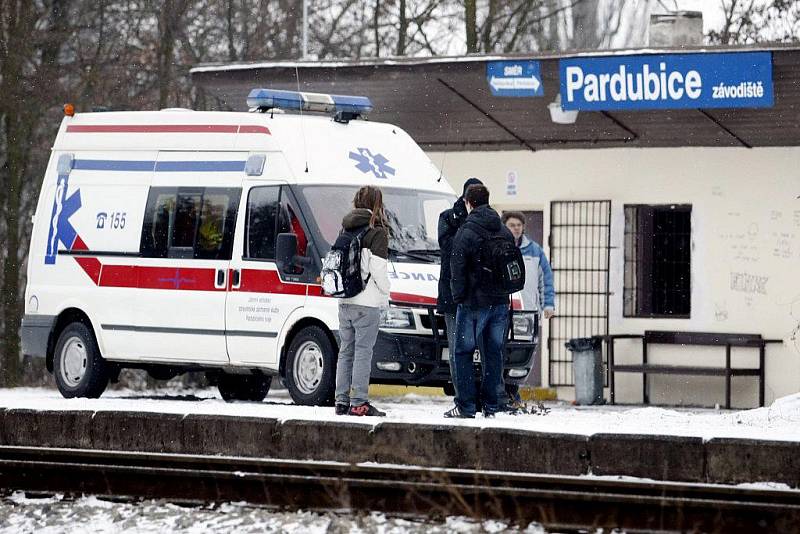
[0,386,798,443]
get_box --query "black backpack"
[469,223,526,296]
[321,226,371,298]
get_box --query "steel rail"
[0,446,798,532]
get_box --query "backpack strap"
[354,225,372,285]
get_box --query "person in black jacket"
[438,178,483,396]
[445,184,514,419]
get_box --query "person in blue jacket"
[501,211,555,410]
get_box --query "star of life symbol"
[45,174,82,265]
[349,147,395,179]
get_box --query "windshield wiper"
[388,247,436,263]
[406,248,440,255]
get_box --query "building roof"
[191,45,800,151]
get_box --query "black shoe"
[483,410,496,418]
[444,406,475,419]
[349,403,386,417]
[503,400,526,415]
[335,403,349,415]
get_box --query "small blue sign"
[559,51,773,111]
[487,60,544,97]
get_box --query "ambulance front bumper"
[369,303,537,387]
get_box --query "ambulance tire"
[443,383,456,396]
[217,374,272,402]
[53,322,109,399]
[285,326,336,406]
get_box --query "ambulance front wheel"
[216,374,271,402]
[53,322,109,399]
[285,326,336,406]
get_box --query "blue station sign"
[487,60,544,97]
[559,51,773,111]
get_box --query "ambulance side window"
[140,187,240,260]
[244,186,280,260]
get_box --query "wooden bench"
[604,330,783,408]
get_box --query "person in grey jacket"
[335,186,391,417]
[502,211,556,409]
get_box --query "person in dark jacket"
[445,184,514,418]
[438,178,483,396]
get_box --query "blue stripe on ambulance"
[72,160,247,172]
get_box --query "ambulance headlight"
[380,307,414,329]
[512,313,535,336]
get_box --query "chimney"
[649,11,703,47]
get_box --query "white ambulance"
[21,89,537,404]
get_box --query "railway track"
[0,445,798,532]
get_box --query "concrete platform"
[2,406,798,487]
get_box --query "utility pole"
[302,0,308,58]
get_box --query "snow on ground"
[0,386,799,442]
[0,492,547,534]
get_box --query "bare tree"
[397,0,408,55]
[465,0,478,52]
[709,0,799,44]
[156,0,192,109]
[0,0,75,386]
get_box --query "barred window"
[624,204,691,318]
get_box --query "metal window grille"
[623,205,691,318]
[548,200,612,387]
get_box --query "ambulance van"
[21,89,537,405]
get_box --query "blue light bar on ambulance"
[246,88,373,115]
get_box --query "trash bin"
[565,337,604,405]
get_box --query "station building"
[191,44,800,407]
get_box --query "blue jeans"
[452,303,508,416]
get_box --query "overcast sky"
[665,0,727,33]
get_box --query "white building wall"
[428,146,800,407]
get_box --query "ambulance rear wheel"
[285,326,336,406]
[53,322,109,399]
[216,374,272,402]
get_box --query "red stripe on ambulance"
[65,124,271,135]
[68,244,435,303]
[235,269,307,295]
[389,292,437,306]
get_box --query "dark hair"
[353,185,387,227]
[502,211,526,225]
[462,177,483,195]
[465,184,490,207]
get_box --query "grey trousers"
[335,304,381,406]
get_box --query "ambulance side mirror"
[276,233,297,273]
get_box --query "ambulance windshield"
[298,185,455,261]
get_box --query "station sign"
[487,60,544,97]
[559,51,773,111]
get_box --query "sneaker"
[504,400,526,415]
[349,403,386,417]
[443,406,475,419]
[483,410,496,419]
[335,403,349,415]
